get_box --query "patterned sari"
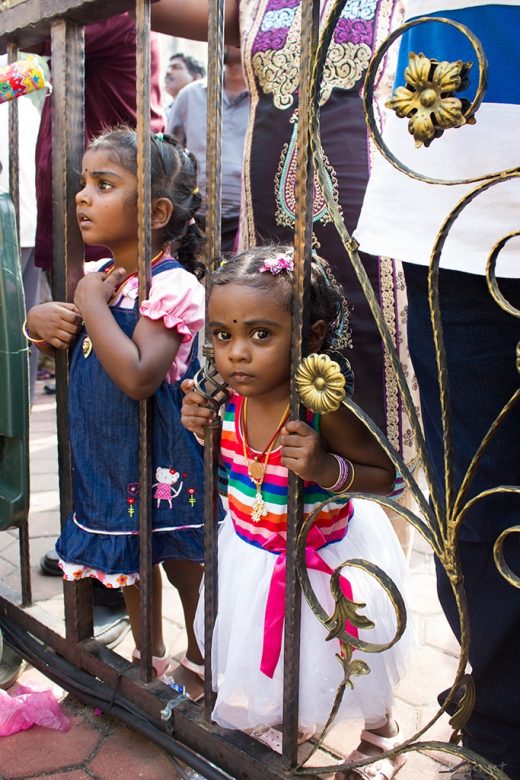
[237,0,419,467]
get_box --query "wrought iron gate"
[0,0,518,778]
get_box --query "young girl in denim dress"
[26,127,213,687]
[181,247,413,779]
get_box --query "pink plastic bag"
[0,682,70,737]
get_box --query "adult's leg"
[404,263,520,777]
[220,214,239,253]
[436,539,520,777]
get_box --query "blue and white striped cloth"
[355,1,520,277]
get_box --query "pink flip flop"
[132,647,170,678]
[166,656,205,702]
[180,655,205,680]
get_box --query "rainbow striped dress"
[220,393,353,553]
[197,392,412,733]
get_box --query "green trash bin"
[0,191,30,530]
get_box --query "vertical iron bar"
[7,41,19,246]
[203,412,221,714]
[203,0,225,719]
[282,0,319,768]
[50,19,91,641]
[135,0,153,682]
[6,40,31,606]
[205,0,224,266]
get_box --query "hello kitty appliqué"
[153,467,183,509]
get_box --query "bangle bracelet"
[193,432,205,446]
[319,454,355,493]
[22,318,46,344]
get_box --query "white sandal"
[248,725,316,755]
[337,729,406,780]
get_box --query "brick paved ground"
[0,378,462,779]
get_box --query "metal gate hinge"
[160,688,187,736]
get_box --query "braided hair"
[211,245,352,353]
[87,126,205,279]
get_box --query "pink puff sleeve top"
[86,259,205,383]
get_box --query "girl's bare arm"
[151,0,240,45]
[281,406,395,496]
[320,406,396,494]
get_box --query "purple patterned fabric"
[253,29,290,52]
[252,1,375,56]
[334,18,373,45]
[251,0,300,53]
[268,0,299,9]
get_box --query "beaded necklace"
[241,398,290,522]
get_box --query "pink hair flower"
[259,254,294,274]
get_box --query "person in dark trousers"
[355,2,520,777]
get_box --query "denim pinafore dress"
[56,257,214,575]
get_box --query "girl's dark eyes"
[212,328,270,341]
[213,330,231,341]
[77,180,112,192]
[252,328,270,341]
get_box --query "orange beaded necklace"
[241,398,290,522]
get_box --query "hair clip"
[259,254,294,275]
[192,186,200,195]
[154,132,165,141]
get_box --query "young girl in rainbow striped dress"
[181,246,412,779]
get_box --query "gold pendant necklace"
[241,398,290,523]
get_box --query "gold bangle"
[319,455,355,494]
[22,318,46,344]
[341,461,355,493]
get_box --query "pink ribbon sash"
[260,524,358,678]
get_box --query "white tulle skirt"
[195,499,414,733]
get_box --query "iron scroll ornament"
[291,4,518,779]
[193,13,518,775]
